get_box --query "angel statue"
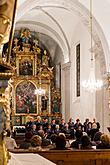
[42,50,49,66]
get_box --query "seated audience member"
[31,135,42,148]
[19,132,33,149]
[50,134,57,144]
[81,135,92,149]
[70,130,83,149]
[38,130,51,147]
[53,133,67,150]
[93,131,102,145]
[4,130,18,150]
[96,134,110,149]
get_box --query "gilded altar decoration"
[5,28,62,125]
[0,1,18,164]
[0,0,15,45]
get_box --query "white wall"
[70,21,96,123]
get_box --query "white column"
[100,75,110,134]
[61,62,71,122]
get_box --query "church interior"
[0,0,110,164]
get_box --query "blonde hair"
[36,116,41,121]
[31,135,42,146]
[100,134,110,145]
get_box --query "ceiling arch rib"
[17,0,109,73]
[40,8,70,61]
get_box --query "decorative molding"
[61,62,71,71]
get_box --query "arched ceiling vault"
[16,0,110,73]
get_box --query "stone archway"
[17,0,108,73]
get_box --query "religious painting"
[41,95,48,111]
[51,89,61,114]
[19,59,33,76]
[16,81,36,114]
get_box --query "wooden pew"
[10,149,110,165]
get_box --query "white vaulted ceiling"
[16,0,110,71]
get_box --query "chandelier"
[82,0,103,92]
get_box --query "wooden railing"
[10,149,110,165]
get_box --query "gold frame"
[11,77,51,116]
[16,54,35,76]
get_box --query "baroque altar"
[7,29,62,125]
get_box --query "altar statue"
[42,50,49,66]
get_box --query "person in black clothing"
[25,116,34,132]
[87,122,92,137]
[74,119,83,131]
[93,131,102,145]
[31,124,37,135]
[51,119,56,132]
[83,118,90,133]
[70,130,83,149]
[68,118,75,138]
[63,123,71,139]
[81,135,92,149]
[59,119,65,132]
[34,116,42,131]
[42,118,49,133]
[54,125,61,135]
[19,132,33,149]
[90,118,100,141]
[46,125,54,139]
[68,118,74,129]
[92,118,100,131]
[52,133,67,150]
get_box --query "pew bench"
[10,149,110,165]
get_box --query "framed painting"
[16,81,37,114]
[19,59,33,76]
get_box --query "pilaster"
[61,62,71,122]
